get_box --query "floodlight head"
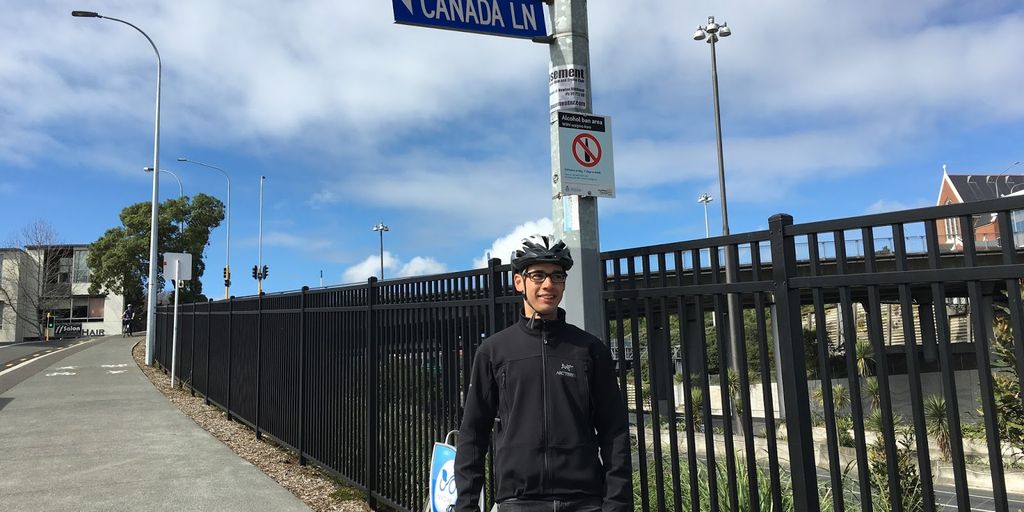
[706,21,718,33]
[719,23,732,37]
[693,28,707,41]
[176,157,187,162]
[71,10,100,17]
[144,167,154,172]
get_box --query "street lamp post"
[144,167,182,198]
[694,15,747,437]
[144,167,183,232]
[372,223,389,280]
[693,16,732,237]
[698,193,713,238]
[73,10,162,366]
[178,158,231,299]
[257,176,265,294]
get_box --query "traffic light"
[252,265,258,280]
[262,265,269,279]
[46,312,54,329]
[223,267,229,279]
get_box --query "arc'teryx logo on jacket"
[454,310,633,511]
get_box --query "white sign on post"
[162,252,193,281]
[554,112,615,198]
[162,252,192,388]
[549,65,588,114]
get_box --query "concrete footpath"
[0,335,310,512]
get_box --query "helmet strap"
[518,271,542,329]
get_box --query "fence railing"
[157,195,1024,512]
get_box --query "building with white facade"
[0,244,124,342]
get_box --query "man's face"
[514,262,566,320]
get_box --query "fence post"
[256,291,263,440]
[298,286,308,466]
[206,298,213,406]
[190,301,196,396]
[767,213,819,512]
[227,296,234,422]
[487,258,503,337]
[365,277,379,509]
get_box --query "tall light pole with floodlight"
[178,157,231,299]
[694,15,747,440]
[372,223,389,280]
[73,10,162,365]
[693,16,732,237]
[698,193,713,238]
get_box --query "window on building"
[73,249,91,283]
[70,297,105,322]
[1013,210,1024,248]
[943,200,960,242]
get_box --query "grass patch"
[330,484,365,502]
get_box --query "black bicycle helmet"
[511,235,573,273]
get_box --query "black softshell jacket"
[454,309,632,511]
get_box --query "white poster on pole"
[549,65,588,114]
[554,112,615,198]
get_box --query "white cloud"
[473,218,554,268]
[864,199,932,215]
[342,251,398,284]
[399,257,447,277]
[341,252,448,283]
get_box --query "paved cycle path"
[0,335,310,511]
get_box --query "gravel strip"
[131,341,370,512]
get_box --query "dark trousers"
[497,498,602,511]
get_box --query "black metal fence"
[156,195,1024,512]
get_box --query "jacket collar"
[517,307,567,337]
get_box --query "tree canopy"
[87,194,224,306]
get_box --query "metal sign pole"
[549,0,604,340]
[171,259,180,388]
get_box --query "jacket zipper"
[540,320,549,493]
[500,369,508,436]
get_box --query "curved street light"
[144,167,184,233]
[73,10,162,366]
[372,222,389,280]
[178,158,231,299]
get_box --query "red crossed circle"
[572,133,601,168]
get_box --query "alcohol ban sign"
[554,112,615,198]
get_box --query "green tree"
[992,287,1024,451]
[87,194,224,310]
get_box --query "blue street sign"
[392,0,548,39]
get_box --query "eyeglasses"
[523,270,568,283]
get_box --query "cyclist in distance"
[122,304,135,337]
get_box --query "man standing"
[455,236,632,511]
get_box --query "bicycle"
[122,320,133,337]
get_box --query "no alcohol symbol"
[572,133,602,168]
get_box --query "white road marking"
[45,372,76,377]
[56,366,77,370]
[0,338,102,377]
[107,370,127,374]
[101,364,128,368]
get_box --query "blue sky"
[2,0,1023,298]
